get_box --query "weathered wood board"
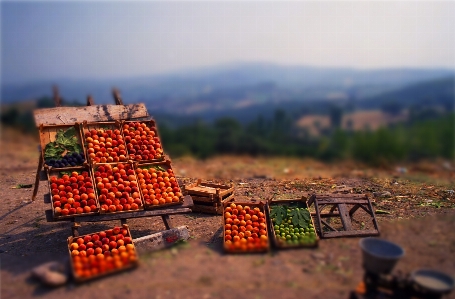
[34,104,149,127]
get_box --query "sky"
[1,1,454,85]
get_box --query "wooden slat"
[191,195,217,203]
[318,199,370,205]
[34,103,149,126]
[338,204,353,231]
[322,229,380,238]
[321,219,338,231]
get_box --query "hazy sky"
[1,1,454,84]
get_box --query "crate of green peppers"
[266,198,318,249]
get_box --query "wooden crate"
[39,123,86,168]
[81,121,128,164]
[122,119,166,163]
[191,201,223,214]
[92,162,145,214]
[265,197,319,249]
[67,224,139,282]
[185,180,234,214]
[133,160,184,210]
[47,166,100,220]
[222,199,270,254]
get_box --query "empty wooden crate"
[184,180,234,214]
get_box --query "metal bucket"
[359,238,404,274]
[411,269,454,295]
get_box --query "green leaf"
[44,126,82,161]
[270,205,287,225]
[289,208,311,228]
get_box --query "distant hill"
[2,62,453,107]
[358,76,455,111]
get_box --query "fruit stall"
[32,98,194,281]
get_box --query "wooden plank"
[338,204,353,231]
[31,153,44,201]
[191,195,217,203]
[322,229,380,238]
[317,199,370,205]
[316,194,368,199]
[34,103,149,126]
[134,226,190,255]
[321,219,338,231]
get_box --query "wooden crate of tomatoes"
[133,160,184,209]
[122,120,165,162]
[47,167,100,219]
[222,200,270,253]
[81,121,128,164]
[68,224,138,282]
[92,162,145,214]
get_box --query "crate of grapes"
[185,180,234,215]
[39,123,87,169]
[265,197,319,249]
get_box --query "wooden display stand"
[307,193,380,238]
[32,89,193,236]
[184,179,234,214]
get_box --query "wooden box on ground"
[92,162,145,214]
[122,119,166,163]
[222,198,270,254]
[307,193,380,239]
[67,224,138,282]
[265,197,319,249]
[47,166,100,220]
[133,159,184,210]
[39,123,86,168]
[185,180,234,215]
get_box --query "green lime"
[286,234,292,240]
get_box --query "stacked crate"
[184,179,234,214]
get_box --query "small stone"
[311,252,325,260]
[31,261,68,287]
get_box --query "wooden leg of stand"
[72,222,81,237]
[161,214,173,230]
[32,154,44,202]
[121,218,127,225]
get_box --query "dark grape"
[70,162,76,166]
[72,152,78,157]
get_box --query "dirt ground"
[1,128,455,299]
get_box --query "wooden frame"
[265,197,319,249]
[308,194,380,238]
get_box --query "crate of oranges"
[68,224,139,282]
[133,160,184,209]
